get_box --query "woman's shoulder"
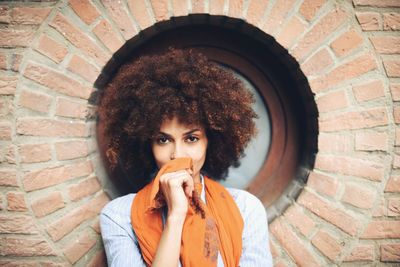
[101,193,136,219]
[225,187,266,219]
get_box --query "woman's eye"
[157,137,169,144]
[186,136,199,143]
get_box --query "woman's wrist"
[166,212,186,227]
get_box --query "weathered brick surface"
[388,198,400,216]
[277,16,307,49]
[93,19,124,53]
[0,28,35,47]
[362,220,400,239]
[270,218,320,266]
[356,11,380,31]
[11,7,51,25]
[36,35,68,63]
[380,243,400,262]
[6,191,28,211]
[55,97,88,119]
[55,140,88,160]
[31,191,65,218]
[23,166,70,192]
[370,36,400,54]
[298,191,360,236]
[19,89,52,113]
[344,244,375,262]
[383,58,400,77]
[0,76,18,95]
[0,237,55,256]
[307,171,338,197]
[150,0,169,22]
[353,0,400,8]
[311,230,344,261]
[101,0,137,39]
[67,54,100,84]
[284,204,316,236]
[262,0,297,34]
[69,0,100,25]
[23,62,93,99]
[0,215,37,234]
[385,176,400,193]
[46,192,109,241]
[299,0,325,21]
[17,118,86,138]
[87,250,107,267]
[128,0,153,30]
[355,131,388,151]
[391,83,400,101]
[352,80,385,102]
[330,29,363,57]
[301,48,334,76]
[63,233,96,264]
[209,0,224,15]
[384,12,400,30]
[19,143,51,163]
[316,90,348,112]
[245,0,268,26]
[341,183,376,209]
[68,177,101,201]
[0,169,17,187]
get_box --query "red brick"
[66,160,93,179]
[49,13,109,65]
[284,204,316,236]
[0,28,35,47]
[381,243,400,262]
[0,214,37,234]
[31,191,65,218]
[228,0,244,18]
[385,176,400,192]
[356,12,380,31]
[318,132,352,153]
[19,143,51,163]
[292,8,347,61]
[383,58,400,77]
[320,107,388,132]
[0,237,55,256]
[0,169,17,187]
[128,0,153,30]
[370,36,400,54]
[0,98,13,117]
[11,53,22,72]
[0,261,37,267]
[101,0,137,39]
[93,19,124,53]
[352,80,385,102]
[46,192,109,241]
[209,0,224,15]
[395,106,400,124]
[393,154,400,169]
[17,118,86,138]
[36,35,68,63]
[353,0,400,7]
[384,12,400,30]
[88,250,107,267]
[373,198,387,217]
[330,29,363,57]
[172,0,189,17]
[0,75,18,95]
[91,219,101,234]
[55,140,88,161]
[23,166,70,192]
[55,97,88,119]
[191,0,205,13]
[69,0,100,25]
[301,48,334,76]
[246,0,269,26]
[23,62,93,99]
[312,230,344,261]
[355,131,388,151]
[262,0,297,34]
[269,241,280,258]
[344,244,375,262]
[19,89,52,114]
[11,7,51,25]
[396,128,400,146]
[362,220,400,239]
[307,171,338,197]
[277,16,307,49]
[67,54,100,84]
[316,90,348,112]
[0,121,11,140]
[0,144,16,165]
[391,83,400,101]
[0,6,11,23]
[6,191,27,211]
[298,191,360,236]
[63,233,96,264]
[0,52,6,70]
[68,177,101,201]
[341,183,376,209]
[151,0,169,21]
[316,154,384,181]
[299,0,325,21]
[270,218,320,266]
[309,53,377,92]
[388,198,400,216]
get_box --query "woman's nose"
[172,142,187,159]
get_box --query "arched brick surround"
[0,0,399,266]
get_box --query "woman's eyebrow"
[183,129,201,135]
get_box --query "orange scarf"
[131,158,243,266]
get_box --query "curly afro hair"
[97,47,257,186]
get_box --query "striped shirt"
[100,185,273,267]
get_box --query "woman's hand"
[159,169,194,221]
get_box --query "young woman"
[98,48,273,266]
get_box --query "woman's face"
[151,117,208,183]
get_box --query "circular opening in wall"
[92,14,318,222]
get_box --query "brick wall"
[0,0,399,266]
